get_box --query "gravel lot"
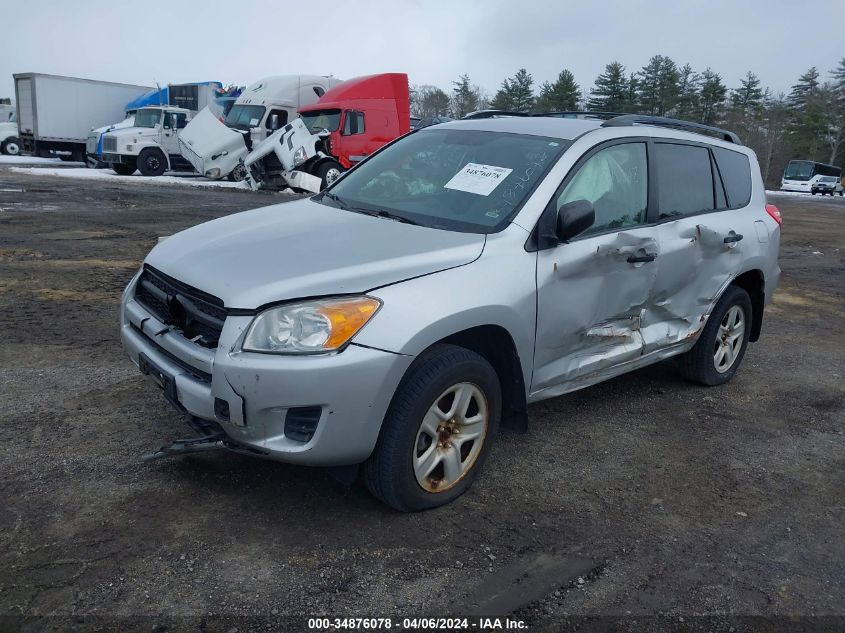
[0,168,842,632]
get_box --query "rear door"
[533,140,660,393]
[644,141,754,352]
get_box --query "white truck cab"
[1,112,20,156]
[102,106,192,176]
[179,75,341,180]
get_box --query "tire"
[112,160,136,176]
[1,137,20,156]
[364,344,501,512]
[137,148,167,177]
[315,160,344,190]
[676,286,752,386]
[227,163,247,182]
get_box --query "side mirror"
[170,113,179,130]
[556,200,595,242]
[269,113,279,130]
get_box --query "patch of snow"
[766,189,843,199]
[0,155,66,165]
[9,166,256,191]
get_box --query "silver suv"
[121,114,782,511]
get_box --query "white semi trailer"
[14,73,152,161]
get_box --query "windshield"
[783,161,814,181]
[300,109,341,132]
[134,109,162,128]
[323,128,569,233]
[225,104,266,129]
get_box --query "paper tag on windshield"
[444,163,513,196]
[249,118,260,126]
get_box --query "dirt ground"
[0,168,842,633]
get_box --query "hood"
[145,197,485,309]
[178,107,247,177]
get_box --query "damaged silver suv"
[121,114,781,511]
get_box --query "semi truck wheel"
[316,161,344,189]
[112,160,136,176]
[137,149,167,177]
[1,137,21,156]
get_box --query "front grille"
[134,265,227,347]
[103,136,117,152]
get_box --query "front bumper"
[120,276,412,466]
[102,152,128,164]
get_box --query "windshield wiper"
[319,193,420,225]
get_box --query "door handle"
[626,253,657,263]
[723,233,744,244]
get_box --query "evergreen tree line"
[409,56,845,188]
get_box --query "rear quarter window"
[713,147,752,208]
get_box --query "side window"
[655,143,714,219]
[313,86,325,98]
[265,109,289,130]
[162,112,187,129]
[712,147,752,208]
[556,142,648,236]
[342,110,365,135]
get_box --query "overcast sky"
[2,0,842,101]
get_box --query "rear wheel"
[364,345,501,512]
[1,137,20,156]
[676,286,752,386]
[315,160,344,190]
[112,160,136,176]
[137,148,167,176]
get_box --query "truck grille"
[134,265,227,347]
[103,136,117,152]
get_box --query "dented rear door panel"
[643,213,751,352]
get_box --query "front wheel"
[137,148,167,176]
[315,160,344,190]
[364,345,501,512]
[676,286,752,386]
[112,160,136,176]
[1,137,20,156]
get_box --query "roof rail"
[601,114,741,144]
[461,109,530,120]
[531,111,628,120]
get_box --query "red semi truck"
[243,73,411,192]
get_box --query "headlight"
[293,146,308,166]
[242,296,381,354]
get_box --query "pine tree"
[450,74,480,118]
[786,67,827,159]
[623,73,639,113]
[826,59,845,165]
[730,71,764,117]
[534,69,580,112]
[697,68,727,125]
[490,78,514,111]
[674,63,700,120]
[587,62,627,112]
[637,55,680,116]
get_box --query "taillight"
[765,203,782,226]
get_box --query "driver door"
[532,140,660,395]
[162,111,187,156]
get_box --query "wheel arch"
[730,269,765,342]
[417,325,529,431]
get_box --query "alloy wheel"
[713,305,745,373]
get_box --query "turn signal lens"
[765,203,782,226]
[318,298,381,349]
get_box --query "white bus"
[781,160,842,193]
